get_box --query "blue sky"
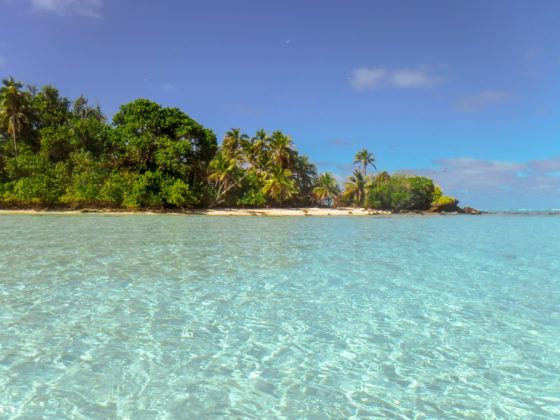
[1,0,559,209]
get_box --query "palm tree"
[238,129,267,171]
[261,166,297,204]
[269,131,295,169]
[253,129,269,144]
[222,128,249,160]
[354,148,377,177]
[0,77,28,154]
[207,151,243,206]
[313,172,340,206]
[344,169,366,207]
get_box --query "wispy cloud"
[529,156,560,174]
[351,68,387,90]
[409,156,560,208]
[30,0,103,17]
[0,55,6,67]
[456,90,512,112]
[351,67,442,91]
[160,83,176,92]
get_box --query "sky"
[1,0,559,209]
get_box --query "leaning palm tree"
[0,77,28,154]
[354,148,377,177]
[207,151,243,206]
[344,169,366,207]
[261,166,297,204]
[313,172,340,206]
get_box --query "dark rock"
[429,201,462,213]
[462,206,481,215]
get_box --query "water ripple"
[0,214,559,418]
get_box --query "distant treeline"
[0,77,459,211]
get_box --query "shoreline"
[0,207,484,216]
[0,207,391,217]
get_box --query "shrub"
[99,171,136,208]
[234,172,267,207]
[122,170,165,209]
[4,162,68,206]
[365,175,436,211]
[61,151,106,207]
[164,179,198,208]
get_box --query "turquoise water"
[1,214,559,418]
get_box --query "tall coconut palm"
[313,172,340,206]
[354,148,377,177]
[344,169,366,207]
[0,77,28,154]
[250,130,268,171]
[269,130,295,169]
[252,129,270,148]
[222,128,249,160]
[261,166,297,204]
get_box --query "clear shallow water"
[1,215,559,418]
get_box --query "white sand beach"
[0,207,392,216]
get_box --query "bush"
[234,172,267,207]
[122,170,166,209]
[61,151,106,207]
[4,162,68,206]
[164,179,198,208]
[235,189,267,207]
[365,175,436,211]
[99,171,136,207]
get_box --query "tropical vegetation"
[0,77,460,212]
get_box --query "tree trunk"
[10,115,17,154]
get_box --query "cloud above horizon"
[409,156,560,209]
[351,67,442,91]
[456,90,512,112]
[0,55,6,67]
[30,0,103,17]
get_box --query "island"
[0,77,478,215]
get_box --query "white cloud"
[409,156,560,209]
[457,90,512,112]
[351,68,387,90]
[30,0,103,17]
[351,67,442,91]
[390,69,441,88]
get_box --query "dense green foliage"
[365,173,436,211]
[0,77,459,211]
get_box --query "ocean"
[1,214,559,417]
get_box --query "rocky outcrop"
[429,199,462,213]
[429,201,481,215]
[462,206,482,215]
